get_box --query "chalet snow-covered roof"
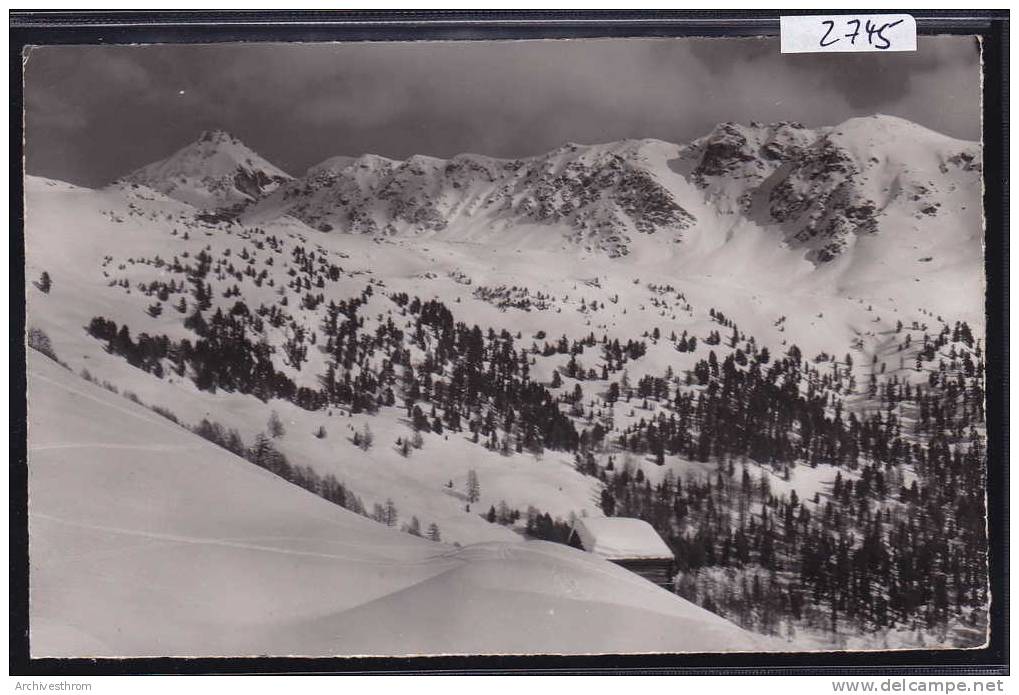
[571,517,674,561]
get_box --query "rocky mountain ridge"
[118,116,982,264]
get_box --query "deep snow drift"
[27,352,765,657]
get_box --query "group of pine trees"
[86,233,987,645]
[586,324,986,643]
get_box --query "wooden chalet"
[568,517,676,588]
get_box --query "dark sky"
[24,36,981,187]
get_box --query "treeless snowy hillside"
[27,351,766,657]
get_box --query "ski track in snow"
[30,442,200,452]
[30,369,183,432]
[30,512,454,568]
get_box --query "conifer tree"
[268,411,286,438]
[466,469,481,503]
[427,522,442,542]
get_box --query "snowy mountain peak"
[197,128,240,144]
[305,155,358,176]
[832,113,960,141]
[122,130,292,213]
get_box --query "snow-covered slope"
[23,174,605,548]
[28,350,765,657]
[122,130,291,212]
[23,115,986,653]
[22,128,985,556]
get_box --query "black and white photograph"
[20,30,993,660]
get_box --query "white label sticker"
[781,14,917,53]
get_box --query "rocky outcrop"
[685,116,980,264]
[258,142,696,257]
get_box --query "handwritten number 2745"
[819,18,904,50]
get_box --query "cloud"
[22,36,982,187]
